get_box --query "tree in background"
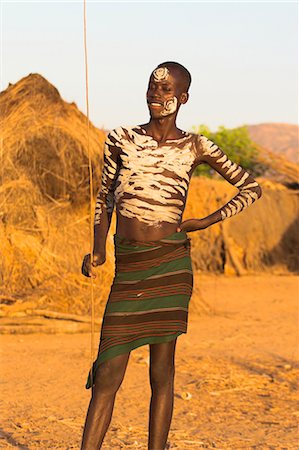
[192,124,265,177]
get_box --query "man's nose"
[151,86,164,97]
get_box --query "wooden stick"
[26,309,102,324]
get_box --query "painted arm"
[93,133,120,258]
[82,133,120,277]
[178,134,262,232]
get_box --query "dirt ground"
[1,275,298,450]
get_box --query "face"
[146,66,188,119]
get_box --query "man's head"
[147,61,191,119]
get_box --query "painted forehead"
[151,66,183,87]
[151,66,171,82]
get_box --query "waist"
[114,230,189,248]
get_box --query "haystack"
[0,73,105,219]
[0,74,108,319]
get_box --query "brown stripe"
[116,241,188,264]
[116,246,162,257]
[116,246,189,272]
[111,281,192,296]
[115,235,189,248]
[112,272,193,291]
[105,306,188,317]
[103,320,186,332]
[114,269,193,284]
[99,329,185,353]
[102,321,187,338]
[103,309,188,325]
[109,285,193,302]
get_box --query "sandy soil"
[1,275,298,450]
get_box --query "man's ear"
[180,92,189,104]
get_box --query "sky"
[1,1,298,132]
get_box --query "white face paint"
[152,67,169,82]
[149,67,179,117]
[161,97,178,117]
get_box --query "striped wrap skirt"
[86,230,193,389]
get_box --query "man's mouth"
[148,100,163,107]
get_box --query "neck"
[144,115,182,142]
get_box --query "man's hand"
[81,252,106,278]
[177,218,211,233]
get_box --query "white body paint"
[199,135,260,220]
[94,129,261,227]
[108,127,196,226]
[94,144,116,222]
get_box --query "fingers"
[178,220,199,233]
[91,252,106,267]
[81,253,106,277]
[81,254,96,278]
[91,254,101,267]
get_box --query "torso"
[110,125,199,241]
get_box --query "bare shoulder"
[191,134,226,162]
[187,132,204,161]
[106,126,124,141]
[105,126,130,149]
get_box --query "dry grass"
[0,73,105,215]
[0,73,107,316]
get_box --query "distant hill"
[247,123,298,164]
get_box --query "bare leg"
[148,339,177,450]
[81,352,130,450]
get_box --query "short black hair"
[156,61,192,92]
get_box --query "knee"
[150,364,175,391]
[93,362,124,396]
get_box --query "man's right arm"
[93,133,121,261]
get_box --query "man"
[80,61,262,449]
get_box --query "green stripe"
[117,246,161,255]
[85,331,184,389]
[106,294,190,313]
[161,231,187,241]
[115,242,160,252]
[115,256,192,282]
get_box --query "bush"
[192,124,265,177]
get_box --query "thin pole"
[83,0,95,392]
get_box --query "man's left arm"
[178,135,262,232]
